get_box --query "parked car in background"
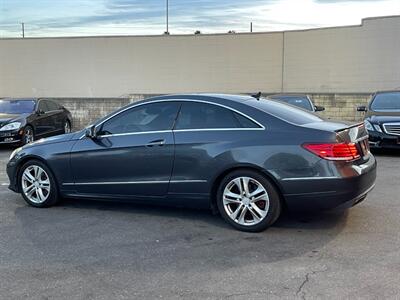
[267,94,325,112]
[358,91,400,149]
[7,94,376,232]
[0,98,72,145]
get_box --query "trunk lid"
[302,121,370,160]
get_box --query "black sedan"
[0,98,72,146]
[358,91,400,149]
[7,94,376,232]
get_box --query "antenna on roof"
[251,92,262,100]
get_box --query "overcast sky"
[0,0,399,37]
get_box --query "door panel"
[35,100,57,137]
[35,112,54,136]
[47,101,64,133]
[70,132,175,197]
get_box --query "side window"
[47,101,60,111]
[99,102,180,135]
[234,113,261,128]
[38,101,49,113]
[175,102,260,130]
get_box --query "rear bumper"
[282,155,377,211]
[368,131,400,149]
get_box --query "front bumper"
[7,159,19,193]
[0,130,22,144]
[368,131,400,149]
[282,155,377,212]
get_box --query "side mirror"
[357,106,367,112]
[36,109,45,115]
[85,125,97,139]
[314,106,325,112]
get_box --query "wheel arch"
[209,164,286,214]
[14,155,59,193]
[23,123,35,134]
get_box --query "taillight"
[302,143,361,161]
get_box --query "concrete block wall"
[310,93,371,122]
[47,95,146,130]
[48,93,371,131]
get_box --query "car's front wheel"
[216,170,281,232]
[22,126,35,145]
[19,160,59,207]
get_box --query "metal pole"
[166,0,169,34]
[250,22,253,33]
[21,22,25,38]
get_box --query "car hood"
[23,131,81,149]
[0,113,25,123]
[367,115,400,124]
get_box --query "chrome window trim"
[79,98,265,139]
[62,179,207,186]
[382,122,400,136]
[173,128,264,132]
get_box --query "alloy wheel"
[21,165,51,204]
[223,176,270,226]
[24,128,34,144]
[64,122,71,133]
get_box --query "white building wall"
[0,16,399,98]
[0,33,283,97]
[283,16,400,93]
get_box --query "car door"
[170,101,263,196]
[69,101,181,198]
[34,100,56,137]
[46,100,64,133]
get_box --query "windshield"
[371,92,400,111]
[0,100,36,114]
[269,96,313,111]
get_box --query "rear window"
[269,96,313,111]
[370,92,400,111]
[249,98,323,125]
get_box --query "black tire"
[216,169,281,232]
[21,125,35,145]
[18,160,59,208]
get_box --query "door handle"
[146,139,166,147]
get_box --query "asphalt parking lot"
[0,148,399,299]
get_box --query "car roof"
[374,90,400,94]
[146,93,255,103]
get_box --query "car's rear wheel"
[64,120,71,134]
[19,160,59,208]
[216,170,281,232]
[22,126,34,145]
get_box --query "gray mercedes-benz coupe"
[7,94,377,232]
